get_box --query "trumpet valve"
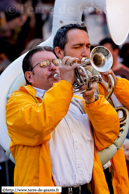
[81,57,91,66]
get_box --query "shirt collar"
[32,86,46,99]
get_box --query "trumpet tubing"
[72,46,114,96]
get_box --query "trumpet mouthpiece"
[53,73,60,80]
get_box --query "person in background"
[119,43,129,69]
[99,37,129,80]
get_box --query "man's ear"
[54,47,64,59]
[25,71,33,84]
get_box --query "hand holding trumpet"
[100,69,118,86]
[58,56,97,103]
[82,82,96,104]
[58,56,80,85]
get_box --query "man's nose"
[81,47,90,58]
[49,62,57,71]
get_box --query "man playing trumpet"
[53,23,129,194]
[6,42,121,194]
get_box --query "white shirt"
[33,86,94,187]
[33,86,46,99]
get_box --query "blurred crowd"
[0,0,54,74]
[1,0,129,75]
[1,0,129,190]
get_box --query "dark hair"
[53,23,88,50]
[119,43,129,58]
[119,43,129,68]
[22,46,54,84]
[99,37,119,50]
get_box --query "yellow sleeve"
[113,77,129,109]
[6,80,73,146]
[83,95,120,151]
[110,145,129,194]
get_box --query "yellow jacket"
[113,77,129,109]
[97,78,129,194]
[6,80,120,194]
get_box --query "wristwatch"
[94,95,99,102]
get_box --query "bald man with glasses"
[6,46,120,194]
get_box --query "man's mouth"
[48,72,60,80]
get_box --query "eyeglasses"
[30,59,62,71]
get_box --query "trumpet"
[54,46,114,100]
[73,46,114,99]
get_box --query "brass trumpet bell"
[90,46,113,72]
